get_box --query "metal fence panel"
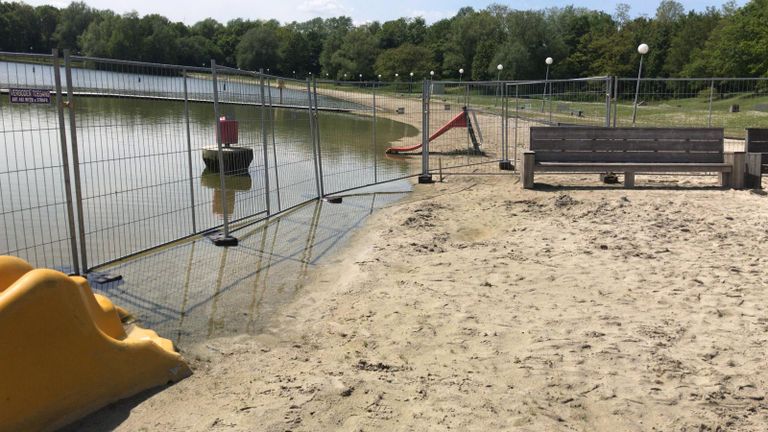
[425,80,507,175]
[615,77,768,142]
[312,79,421,195]
[9,50,767,274]
[64,53,214,269]
[0,52,78,272]
[506,77,611,167]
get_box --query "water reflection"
[200,169,252,216]
[90,188,409,346]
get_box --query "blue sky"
[25,0,746,25]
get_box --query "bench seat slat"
[532,139,724,152]
[747,142,768,153]
[746,128,768,142]
[534,162,732,173]
[531,126,724,141]
[534,151,725,164]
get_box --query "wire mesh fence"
[0,51,429,272]
[426,81,508,176]
[64,54,213,270]
[0,51,79,273]
[4,50,768,273]
[507,77,612,167]
[615,78,768,142]
[314,80,419,195]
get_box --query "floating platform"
[202,146,254,173]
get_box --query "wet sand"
[69,172,768,431]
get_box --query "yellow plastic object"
[0,256,192,432]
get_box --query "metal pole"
[372,83,378,184]
[312,78,325,196]
[465,83,470,149]
[182,69,197,233]
[258,70,271,216]
[63,49,88,272]
[52,49,81,275]
[548,80,553,125]
[307,79,322,198]
[613,77,619,127]
[605,76,612,127]
[503,83,508,161]
[541,65,549,112]
[500,82,511,170]
[632,55,644,126]
[418,80,433,183]
[708,79,715,127]
[514,84,519,161]
[211,59,235,245]
[266,78,281,212]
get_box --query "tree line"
[1,0,767,80]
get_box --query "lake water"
[0,60,419,271]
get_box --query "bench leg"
[522,151,535,189]
[746,153,763,189]
[624,172,635,188]
[725,152,746,189]
[720,172,732,189]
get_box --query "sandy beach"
[66,170,768,432]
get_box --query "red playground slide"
[385,107,479,154]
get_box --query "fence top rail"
[0,51,54,60]
[316,78,427,85]
[213,64,264,78]
[616,76,768,82]
[507,76,611,87]
[68,54,211,73]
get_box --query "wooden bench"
[746,128,767,188]
[523,127,745,189]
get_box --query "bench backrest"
[530,127,725,163]
[746,128,768,165]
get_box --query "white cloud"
[298,0,350,17]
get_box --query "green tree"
[279,26,312,76]
[235,20,281,71]
[664,8,720,76]
[327,24,380,79]
[685,0,768,77]
[319,16,353,78]
[177,35,223,67]
[53,1,97,51]
[374,43,436,79]
[0,2,42,52]
[36,5,60,50]
[139,14,181,63]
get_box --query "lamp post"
[632,43,649,126]
[542,57,553,112]
[496,64,504,107]
[430,70,434,79]
[409,72,414,93]
[459,68,464,82]
[359,73,362,82]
